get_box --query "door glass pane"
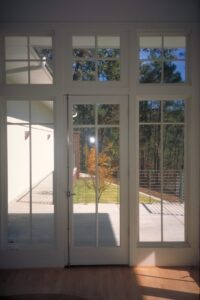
[73,104,95,125]
[98,128,120,246]
[139,100,161,122]
[73,127,96,246]
[139,125,161,241]
[98,104,119,125]
[72,103,122,248]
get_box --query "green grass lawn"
[73,178,120,204]
[73,178,159,204]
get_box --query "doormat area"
[0,295,90,300]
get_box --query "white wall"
[7,122,30,202]
[7,123,54,203]
[0,0,199,22]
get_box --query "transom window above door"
[72,36,120,81]
[5,36,53,84]
[139,35,186,83]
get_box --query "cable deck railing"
[139,170,184,203]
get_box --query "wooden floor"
[0,267,199,300]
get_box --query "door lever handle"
[66,191,76,197]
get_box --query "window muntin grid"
[72,36,120,81]
[7,100,55,243]
[139,36,186,84]
[5,36,53,84]
[139,100,185,243]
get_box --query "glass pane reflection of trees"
[139,36,186,83]
[72,104,120,247]
[139,100,185,242]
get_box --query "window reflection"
[7,100,55,243]
[139,100,185,242]
[139,36,186,83]
[72,104,120,247]
[72,36,120,81]
[5,36,53,84]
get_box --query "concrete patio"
[8,174,185,244]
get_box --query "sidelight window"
[7,100,55,243]
[139,100,185,242]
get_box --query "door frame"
[65,95,129,265]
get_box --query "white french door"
[66,95,128,265]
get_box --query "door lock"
[66,191,76,197]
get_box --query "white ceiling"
[0,0,199,22]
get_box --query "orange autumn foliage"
[87,147,115,201]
